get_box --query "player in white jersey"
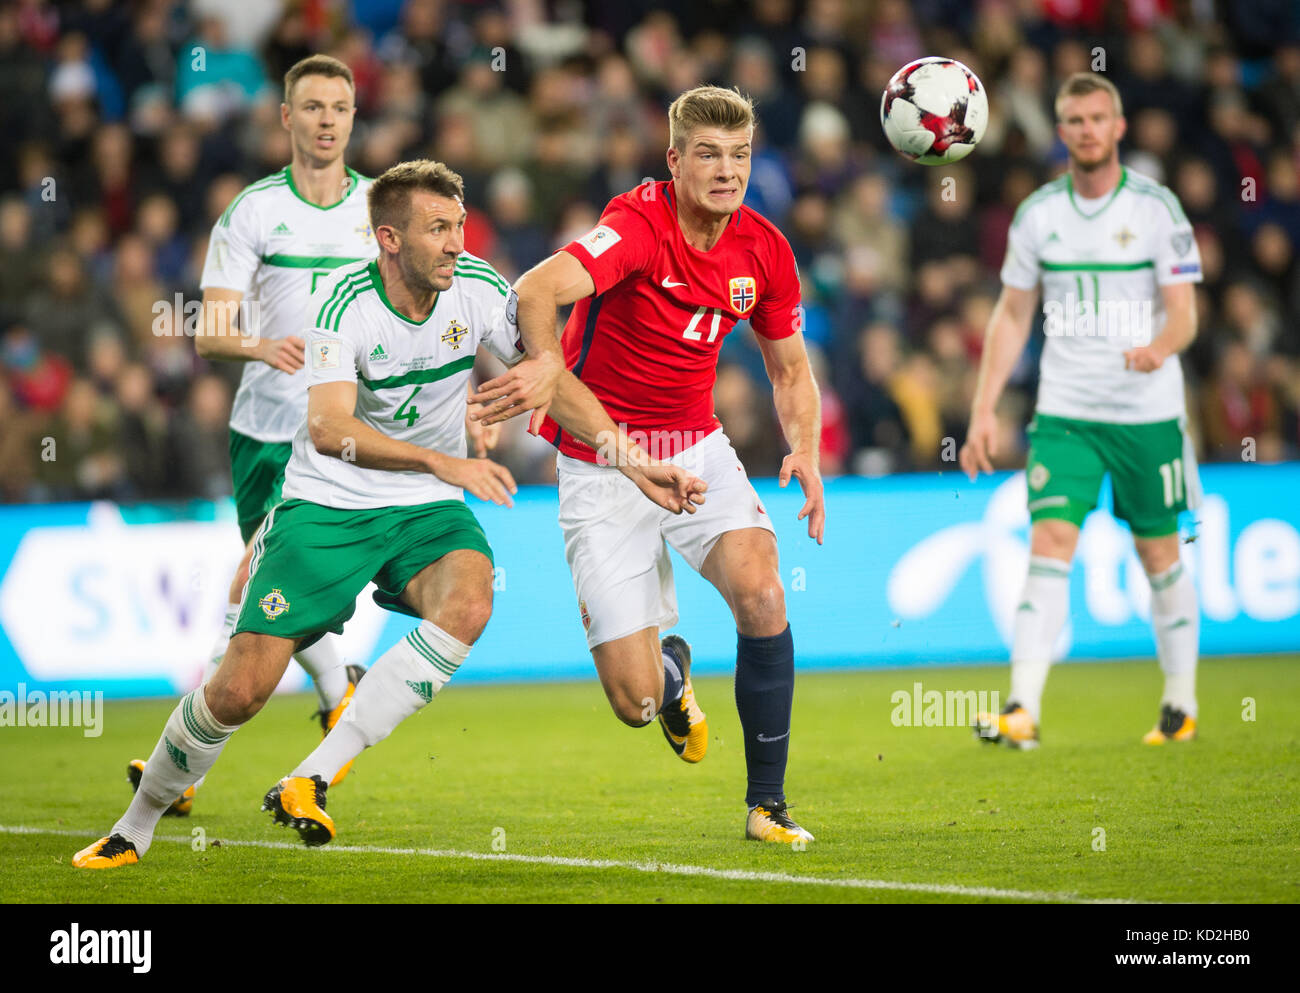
[961,73,1202,748]
[73,160,706,866]
[124,58,380,819]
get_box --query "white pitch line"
[1,824,1137,903]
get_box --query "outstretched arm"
[545,371,708,515]
[959,283,1039,480]
[757,330,825,545]
[469,251,596,431]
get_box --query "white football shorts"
[556,428,775,649]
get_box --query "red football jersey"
[544,180,801,462]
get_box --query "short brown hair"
[283,54,355,105]
[668,85,755,150]
[367,159,465,232]
[1055,72,1123,119]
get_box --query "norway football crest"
[729,276,756,315]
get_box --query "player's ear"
[374,224,401,255]
[1115,114,1127,142]
[280,102,291,131]
[666,145,680,178]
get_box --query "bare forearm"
[196,329,265,362]
[1151,309,1196,361]
[772,368,821,462]
[550,373,653,469]
[513,273,563,360]
[309,413,442,475]
[194,296,264,363]
[972,313,1031,415]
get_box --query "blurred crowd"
[2,0,1299,505]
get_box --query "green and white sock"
[1008,556,1071,723]
[1148,561,1199,717]
[292,622,469,784]
[112,687,237,855]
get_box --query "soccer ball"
[880,57,988,165]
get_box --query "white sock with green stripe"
[112,687,237,855]
[1008,556,1071,723]
[1148,561,1199,717]
[292,621,469,784]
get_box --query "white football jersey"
[1001,167,1202,423]
[200,166,377,442]
[282,254,524,509]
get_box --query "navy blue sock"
[659,649,684,711]
[734,624,794,807]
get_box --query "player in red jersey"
[472,86,823,844]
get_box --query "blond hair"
[283,54,355,105]
[367,159,465,231]
[668,85,755,150]
[1054,72,1123,119]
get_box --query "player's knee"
[731,578,786,633]
[1135,537,1178,574]
[205,679,266,726]
[441,590,493,645]
[1031,520,1078,561]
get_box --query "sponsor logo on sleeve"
[1171,231,1193,257]
[576,225,621,258]
[1169,263,1201,276]
[313,341,340,369]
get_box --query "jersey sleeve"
[304,277,360,387]
[480,286,527,367]
[1000,202,1041,290]
[750,231,801,341]
[1151,194,1202,286]
[559,197,657,294]
[199,195,262,294]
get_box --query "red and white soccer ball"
[880,57,988,165]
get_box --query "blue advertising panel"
[0,463,1296,698]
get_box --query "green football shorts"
[229,430,295,543]
[234,498,493,645]
[1025,413,1197,538]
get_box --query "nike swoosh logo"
[661,276,687,288]
[756,731,790,743]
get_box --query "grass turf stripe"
[2,825,1139,904]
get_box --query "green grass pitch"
[1,655,1296,903]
